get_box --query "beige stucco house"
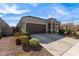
[17,16,60,34]
[0,18,13,36]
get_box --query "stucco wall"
[47,18,60,33]
[17,16,47,33]
[17,16,60,33]
[0,18,13,36]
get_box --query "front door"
[48,23,51,33]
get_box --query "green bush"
[0,31,1,39]
[29,38,40,47]
[59,29,65,34]
[0,31,4,39]
[20,36,29,45]
[16,36,30,45]
[0,32,4,37]
[15,32,31,38]
[22,32,30,36]
[66,30,71,34]
[16,37,22,45]
[14,32,23,37]
[22,32,31,39]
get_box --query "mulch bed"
[30,47,53,56]
[19,45,53,56]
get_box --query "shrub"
[14,32,22,37]
[66,30,71,35]
[59,29,65,34]
[73,32,76,34]
[78,29,79,31]
[29,38,40,47]
[1,32,5,37]
[0,31,1,39]
[22,32,30,36]
[0,31,4,38]
[16,37,22,45]
[20,36,29,45]
[16,52,32,56]
[15,32,31,39]
[21,32,31,39]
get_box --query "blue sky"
[0,3,79,26]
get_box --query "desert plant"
[29,38,40,47]
[1,32,5,37]
[15,32,31,38]
[78,29,79,31]
[59,29,65,34]
[22,32,31,39]
[0,31,1,39]
[22,32,30,36]
[0,31,4,38]
[15,32,24,37]
[20,36,29,45]
[16,37,22,45]
[66,30,72,35]
[14,32,22,37]
[16,52,32,56]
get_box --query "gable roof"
[16,16,59,27]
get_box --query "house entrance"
[48,23,51,33]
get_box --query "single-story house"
[16,16,60,34]
[0,18,13,36]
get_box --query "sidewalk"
[62,41,79,56]
[32,34,79,56]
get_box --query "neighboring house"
[60,23,79,33]
[16,16,60,34]
[0,18,13,36]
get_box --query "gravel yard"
[0,36,52,56]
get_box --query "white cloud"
[49,4,78,23]
[0,14,4,17]
[30,3,39,7]
[51,4,70,16]
[54,7,68,15]
[48,15,53,18]
[73,20,79,25]
[0,4,31,15]
[48,14,58,19]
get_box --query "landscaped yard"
[0,33,79,56]
[31,34,79,56]
[0,36,53,56]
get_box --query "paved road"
[31,34,79,56]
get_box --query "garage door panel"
[26,23,46,33]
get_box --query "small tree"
[66,29,71,35]
[59,29,65,34]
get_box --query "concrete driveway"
[31,34,79,56]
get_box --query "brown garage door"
[26,23,46,33]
